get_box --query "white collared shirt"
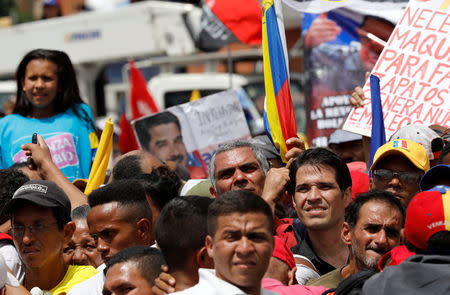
[173,269,279,295]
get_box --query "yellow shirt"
[49,265,98,295]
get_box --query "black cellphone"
[30,133,37,169]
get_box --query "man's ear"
[136,218,151,244]
[343,187,353,207]
[196,246,215,269]
[63,221,76,244]
[369,177,375,189]
[341,222,352,246]
[205,235,214,258]
[209,186,217,198]
[400,228,406,245]
[287,266,297,286]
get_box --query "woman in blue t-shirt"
[0,49,98,181]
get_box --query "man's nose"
[21,227,36,245]
[387,174,401,187]
[374,229,388,247]
[306,186,322,202]
[232,169,248,187]
[236,237,253,256]
[72,247,87,265]
[96,238,109,253]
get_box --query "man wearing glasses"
[3,180,97,294]
[370,139,430,207]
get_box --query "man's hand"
[21,135,54,177]
[152,265,176,295]
[261,159,294,214]
[21,135,88,208]
[304,15,341,48]
[285,137,306,161]
[350,72,371,108]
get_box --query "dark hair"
[14,49,94,128]
[111,155,142,181]
[52,206,71,230]
[345,189,406,228]
[427,231,450,255]
[438,143,450,164]
[105,246,165,286]
[155,196,213,271]
[111,154,182,195]
[134,112,181,150]
[406,231,450,255]
[207,190,274,237]
[137,172,180,210]
[288,148,352,195]
[0,167,30,224]
[71,204,90,220]
[88,180,152,224]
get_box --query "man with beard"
[307,189,404,288]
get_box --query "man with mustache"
[307,189,404,288]
[4,180,98,294]
[370,139,429,207]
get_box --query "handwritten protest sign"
[133,90,251,171]
[343,0,449,138]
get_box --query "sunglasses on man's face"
[373,169,422,185]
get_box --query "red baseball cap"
[273,236,296,270]
[404,190,450,252]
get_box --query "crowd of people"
[0,45,449,295]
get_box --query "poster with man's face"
[133,90,251,177]
[134,111,188,167]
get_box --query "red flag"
[129,60,159,120]
[209,0,262,44]
[198,0,262,51]
[118,113,139,153]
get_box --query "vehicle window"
[164,89,224,108]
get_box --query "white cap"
[390,124,440,160]
[328,129,362,145]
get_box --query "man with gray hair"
[208,138,304,212]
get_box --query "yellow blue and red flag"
[262,0,297,162]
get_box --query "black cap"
[3,180,71,219]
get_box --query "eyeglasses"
[373,169,422,185]
[11,223,58,237]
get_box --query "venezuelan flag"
[263,0,297,163]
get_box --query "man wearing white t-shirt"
[174,190,279,295]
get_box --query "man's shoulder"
[306,267,343,289]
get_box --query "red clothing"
[378,245,415,271]
[0,233,12,241]
[187,165,208,179]
[262,278,328,295]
